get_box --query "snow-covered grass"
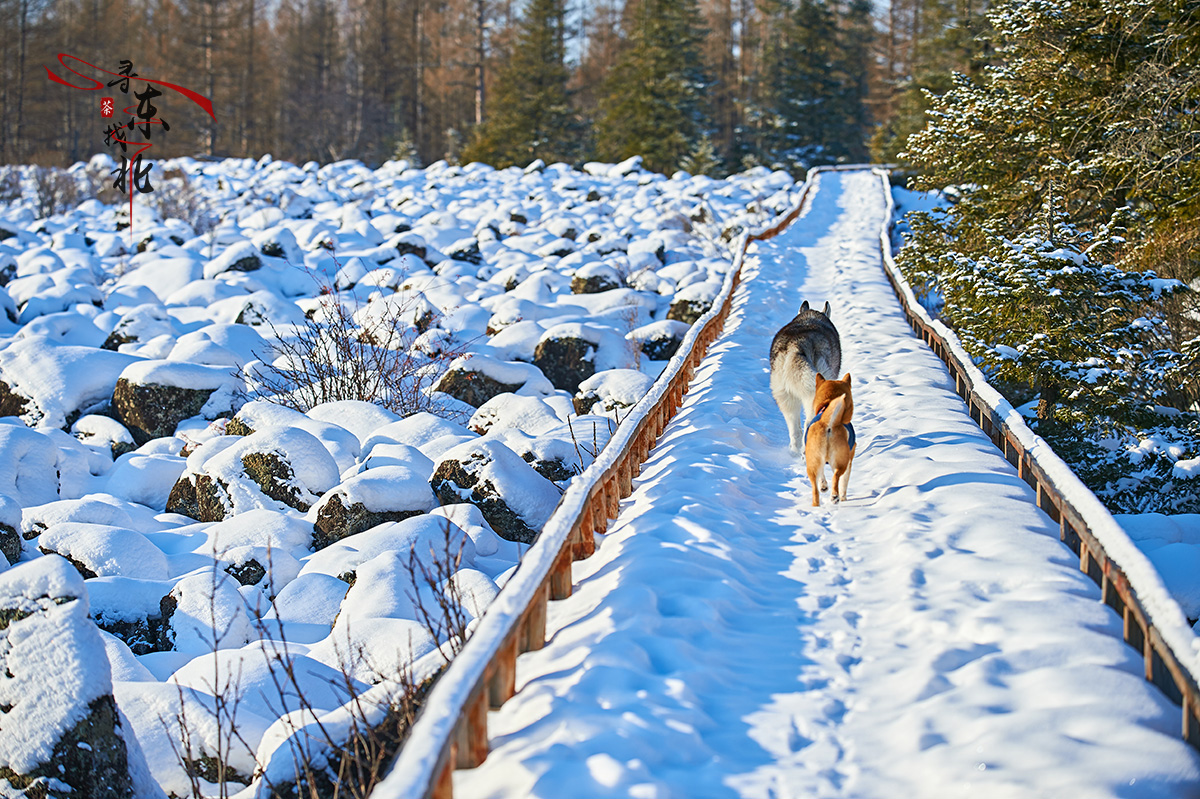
[0,153,800,795]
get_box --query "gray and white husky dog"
[769,300,842,455]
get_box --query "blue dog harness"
[806,408,856,450]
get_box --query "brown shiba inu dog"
[805,373,856,507]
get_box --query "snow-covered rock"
[0,337,139,429]
[112,360,242,445]
[435,353,555,408]
[666,278,723,324]
[311,465,438,549]
[0,424,63,507]
[0,494,20,565]
[532,322,634,393]
[72,414,136,459]
[573,368,655,415]
[430,439,561,543]
[628,319,690,361]
[37,523,170,580]
[0,556,159,799]
[167,427,340,521]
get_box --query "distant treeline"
[0,0,979,175]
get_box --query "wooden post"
[433,750,455,799]
[591,494,608,534]
[1036,482,1060,522]
[1185,693,1200,749]
[488,633,518,708]
[573,517,596,559]
[455,686,488,768]
[1019,455,1036,489]
[1145,625,1155,682]
[550,546,573,600]
[580,504,594,542]
[521,583,548,652]
[1003,435,1020,468]
[606,476,621,519]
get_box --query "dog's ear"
[815,373,825,385]
[800,300,810,312]
[843,373,851,383]
[822,301,831,317]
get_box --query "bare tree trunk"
[381,0,392,144]
[474,0,485,125]
[415,0,425,152]
[243,0,256,154]
[15,0,28,162]
[1,1,13,163]
[204,1,216,154]
[349,2,365,155]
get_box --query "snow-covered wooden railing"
[372,166,847,799]
[871,168,1200,751]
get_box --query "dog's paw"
[819,478,828,492]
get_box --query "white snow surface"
[117,358,242,391]
[314,464,437,514]
[450,171,1200,798]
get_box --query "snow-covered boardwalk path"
[454,170,1200,798]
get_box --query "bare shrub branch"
[31,166,80,218]
[246,284,461,416]
[155,170,216,234]
[0,167,20,204]
[405,520,472,661]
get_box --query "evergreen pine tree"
[462,0,581,167]
[594,0,712,174]
[901,202,1183,421]
[898,0,1200,512]
[906,0,1200,237]
[747,0,872,170]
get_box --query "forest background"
[0,0,967,174]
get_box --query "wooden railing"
[372,165,855,799]
[870,168,1200,751]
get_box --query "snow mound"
[37,523,170,580]
[0,337,140,428]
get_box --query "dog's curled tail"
[821,396,847,434]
